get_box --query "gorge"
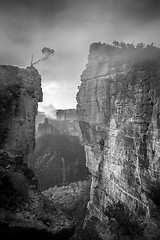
[1,42,160,240]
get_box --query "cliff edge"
[0,65,74,239]
[0,65,42,155]
[77,43,160,239]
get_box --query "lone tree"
[30,47,55,66]
[112,41,120,48]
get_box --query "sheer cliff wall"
[0,65,75,238]
[77,43,160,222]
[0,65,43,158]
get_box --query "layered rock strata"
[77,43,160,236]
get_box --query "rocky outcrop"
[77,43,160,238]
[0,65,43,157]
[0,65,42,192]
[0,65,74,238]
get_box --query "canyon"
[77,43,160,239]
[1,42,160,240]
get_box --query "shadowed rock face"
[37,117,80,137]
[0,65,43,195]
[77,43,160,238]
[0,65,74,238]
[0,65,43,157]
[0,223,75,240]
[0,65,42,209]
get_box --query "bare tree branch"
[31,47,55,67]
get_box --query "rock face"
[37,109,80,137]
[56,109,77,121]
[37,116,80,137]
[77,43,160,238]
[0,65,43,157]
[0,65,74,238]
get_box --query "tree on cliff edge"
[30,47,55,67]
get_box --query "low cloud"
[39,104,57,119]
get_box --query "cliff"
[35,111,45,130]
[37,109,80,137]
[0,65,43,156]
[77,43,160,239]
[0,65,74,239]
[56,109,77,121]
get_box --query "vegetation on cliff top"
[30,47,55,67]
[43,180,93,240]
[90,41,160,64]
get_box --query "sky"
[0,0,160,113]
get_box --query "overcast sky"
[1,0,160,112]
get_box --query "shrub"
[104,201,143,238]
[0,169,29,208]
[146,181,160,208]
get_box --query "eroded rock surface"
[0,65,74,239]
[0,65,42,156]
[77,43,160,238]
